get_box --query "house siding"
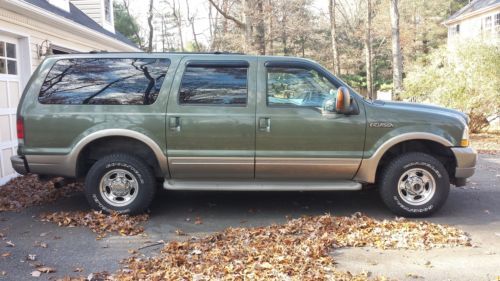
[446,6,500,47]
[0,8,126,70]
[70,0,103,25]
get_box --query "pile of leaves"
[39,211,149,239]
[0,175,83,212]
[111,213,470,280]
[471,132,500,154]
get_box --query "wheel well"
[375,140,457,184]
[76,137,162,178]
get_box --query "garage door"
[0,35,20,185]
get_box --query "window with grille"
[0,41,17,76]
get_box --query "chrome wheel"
[397,168,436,206]
[99,169,139,207]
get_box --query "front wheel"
[379,152,450,217]
[84,154,156,215]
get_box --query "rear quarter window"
[38,58,170,105]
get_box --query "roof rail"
[84,51,245,55]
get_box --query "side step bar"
[163,180,362,191]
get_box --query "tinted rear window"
[38,58,170,105]
[179,66,248,106]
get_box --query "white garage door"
[0,35,21,185]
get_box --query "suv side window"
[38,58,170,105]
[267,67,338,110]
[179,65,248,106]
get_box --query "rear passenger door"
[166,57,256,179]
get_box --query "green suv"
[11,53,477,217]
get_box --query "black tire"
[379,152,450,217]
[84,153,156,215]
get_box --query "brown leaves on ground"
[0,175,83,212]
[113,213,470,281]
[471,131,500,154]
[39,211,149,239]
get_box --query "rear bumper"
[451,147,477,178]
[10,155,29,175]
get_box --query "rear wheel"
[379,152,450,217]
[84,154,156,214]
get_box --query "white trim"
[47,0,70,13]
[1,0,140,51]
[101,0,115,33]
[0,28,33,89]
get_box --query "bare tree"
[122,0,144,49]
[364,0,374,99]
[390,0,403,100]
[185,0,201,51]
[170,0,185,51]
[209,0,266,54]
[329,0,340,75]
[147,0,154,52]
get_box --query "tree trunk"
[147,0,154,53]
[266,0,274,55]
[209,0,265,54]
[390,0,403,100]
[254,0,266,55]
[364,0,374,99]
[329,0,340,76]
[172,0,184,51]
[186,0,200,51]
[242,0,253,53]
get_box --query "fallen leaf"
[109,214,470,280]
[27,254,36,261]
[31,270,41,277]
[5,241,14,247]
[73,267,84,272]
[0,175,83,212]
[39,211,148,238]
[36,266,55,273]
[407,273,423,279]
[174,229,186,236]
[1,252,10,257]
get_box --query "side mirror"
[335,86,351,114]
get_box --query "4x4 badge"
[369,122,394,128]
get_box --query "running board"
[163,180,362,191]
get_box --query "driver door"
[255,59,366,179]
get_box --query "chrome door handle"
[259,117,271,132]
[169,116,181,131]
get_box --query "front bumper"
[451,147,477,178]
[10,155,29,175]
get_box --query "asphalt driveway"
[0,154,499,280]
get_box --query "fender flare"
[354,132,453,183]
[70,129,168,176]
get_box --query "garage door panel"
[8,81,19,107]
[0,35,20,184]
[0,116,11,142]
[0,81,7,108]
[2,149,13,177]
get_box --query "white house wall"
[447,7,500,46]
[0,5,135,184]
[0,8,128,69]
[70,0,104,26]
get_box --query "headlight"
[460,125,469,147]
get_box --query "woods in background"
[114,0,469,97]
